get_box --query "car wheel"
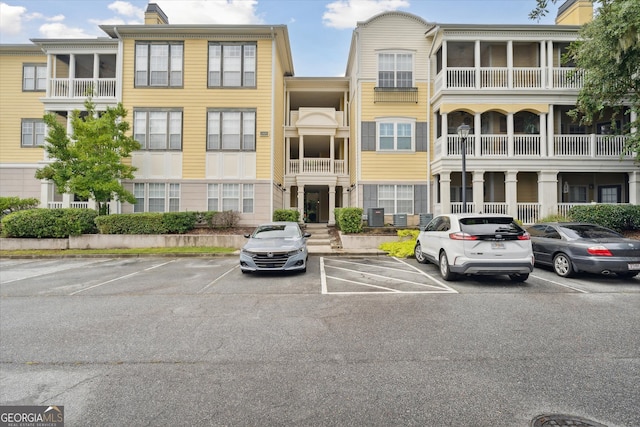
[553,253,574,277]
[617,272,639,279]
[414,242,427,264]
[439,251,458,281]
[509,273,529,282]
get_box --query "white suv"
[414,213,534,282]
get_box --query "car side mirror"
[303,232,311,238]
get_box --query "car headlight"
[241,249,256,257]
[287,247,304,256]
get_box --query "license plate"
[629,263,640,270]
[491,242,505,250]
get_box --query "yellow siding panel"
[0,52,47,163]
[361,152,428,181]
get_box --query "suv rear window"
[459,217,524,240]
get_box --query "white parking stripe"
[70,260,175,295]
[198,265,239,293]
[325,275,403,292]
[327,258,425,276]
[325,264,450,290]
[320,257,328,294]
[530,274,589,293]
[1,259,112,284]
[394,257,459,293]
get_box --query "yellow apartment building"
[0,0,637,226]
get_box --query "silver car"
[528,222,640,278]
[240,222,310,274]
[414,213,534,282]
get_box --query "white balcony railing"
[287,159,347,175]
[437,66,580,91]
[517,203,540,225]
[483,203,509,214]
[555,135,631,157]
[49,78,117,98]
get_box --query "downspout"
[114,25,124,214]
[426,37,431,215]
[355,27,361,209]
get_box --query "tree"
[35,99,141,214]
[531,0,640,163]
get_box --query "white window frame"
[376,119,415,151]
[208,43,257,88]
[207,183,254,213]
[21,119,46,147]
[377,51,414,88]
[133,183,180,212]
[135,42,183,87]
[378,184,414,215]
[23,64,47,91]
[134,110,183,150]
[207,110,256,151]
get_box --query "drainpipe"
[426,44,431,215]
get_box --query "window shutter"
[361,122,376,151]
[416,122,428,152]
[414,185,428,213]
[362,184,378,211]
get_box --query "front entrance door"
[305,191,320,223]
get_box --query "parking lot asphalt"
[1,256,639,426]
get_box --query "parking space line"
[324,275,403,293]
[327,258,425,276]
[198,265,239,293]
[320,257,328,294]
[69,259,176,295]
[531,274,589,293]
[394,257,459,293]
[325,264,450,291]
[1,259,112,285]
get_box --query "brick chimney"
[145,3,169,25]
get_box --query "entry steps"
[303,223,336,254]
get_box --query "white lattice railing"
[517,203,540,225]
[514,135,541,156]
[438,66,582,90]
[287,159,347,175]
[50,78,116,98]
[482,203,509,214]
[481,135,508,156]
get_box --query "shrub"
[95,213,168,234]
[212,210,240,228]
[336,207,363,233]
[334,208,344,230]
[162,212,198,233]
[378,229,420,258]
[1,208,98,238]
[273,209,300,222]
[568,204,640,232]
[0,196,39,218]
[536,214,570,223]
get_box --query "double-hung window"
[21,119,46,147]
[378,185,414,214]
[135,42,183,87]
[134,110,183,150]
[207,110,255,151]
[207,183,254,213]
[378,52,413,88]
[23,64,46,91]
[208,43,256,87]
[377,120,414,151]
[134,183,180,212]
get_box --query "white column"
[505,170,518,218]
[93,53,100,96]
[547,104,555,157]
[284,187,291,209]
[330,136,335,174]
[474,113,481,157]
[441,113,448,157]
[297,185,305,222]
[547,41,554,88]
[285,137,291,175]
[507,41,513,89]
[440,172,451,214]
[538,170,558,218]
[328,186,336,225]
[69,54,75,97]
[539,112,547,157]
[472,170,484,214]
[629,171,640,205]
[540,41,546,88]
[442,41,448,88]
[475,40,481,90]
[507,113,514,157]
[343,139,349,175]
[299,136,304,174]
[62,193,72,209]
[39,181,49,208]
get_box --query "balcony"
[49,77,117,99]
[435,134,631,159]
[374,87,418,103]
[435,67,583,92]
[287,159,346,175]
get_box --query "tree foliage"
[531,0,640,163]
[35,99,141,214]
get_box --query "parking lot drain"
[531,414,607,427]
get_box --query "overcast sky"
[0,0,559,76]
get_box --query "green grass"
[0,246,236,257]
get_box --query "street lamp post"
[457,124,470,213]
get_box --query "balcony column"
[39,181,50,208]
[62,193,72,209]
[629,171,640,205]
[328,186,336,225]
[330,136,335,173]
[540,41,546,88]
[505,170,518,218]
[539,112,547,156]
[441,113,448,157]
[299,135,304,174]
[472,170,484,214]
[286,137,291,174]
[507,41,513,89]
[343,138,349,175]
[284,186,291,209]
[440,172,451,214]
[474,40,481,89]
[547,105,555,156]
[69,54,75,98]
[507,113,514,157]
[297,185,305,222]
[93,53,100,96]
[474,113,481,157]
[442,40,448,88]
[46,54,52,98]
[538,170,558,218]
[547,41,554,88]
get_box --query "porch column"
[507,113,514,157]
[629,171,640,205]
[343,187,350,207]
[62,193,72,209]
[69,54,76,97]
[284,186,291,209]
[93,53,100,96]
[330,136,335,173]
[538,170,558,218]
[39,180,49,208]
[472,170,484,214]
[474,40,481,90]
[343,139,349,175]
[299,136,304,174]
[547,104,555,156]
[440,172,451,214]
[442,40,448,88]
[328,186,336,225]
[505,170,518,218]
[539,112,547,157]
[297,185,305,222]
[474,113,481,157]
[540,41,547,88]
[507,41,513,89]
[441,113,448,157]
[286,137,291,175]
[547,41,554,88]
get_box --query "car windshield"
[459,217,522,235]
[558,224,622,239]
[253,225,300,239]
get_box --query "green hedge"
[0,196,39,218]
[273,209,300,222]
[95,212,198,234]
[1,208,98,238]
[334,207,363,233]
[567,204,640,232]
